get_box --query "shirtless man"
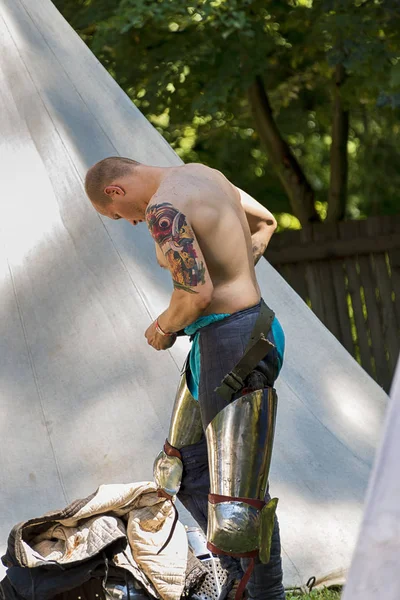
[85,158,286,600]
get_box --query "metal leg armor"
[153,367,203,497]
[205,388,278,564]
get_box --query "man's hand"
[145,320,177,351]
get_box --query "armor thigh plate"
[154,369,203,497]
[168,369,203,448]
[205,388,278,562]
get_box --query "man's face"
[93,187,145,226]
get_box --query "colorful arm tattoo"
[146,202,206,294]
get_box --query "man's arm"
[155,241,168,269]
[236,187,278,265]
[146,201,214,334]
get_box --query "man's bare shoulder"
[182,163,236,191]
[149,163,238,215]
[163,162,223,191]
[146,188,218,231]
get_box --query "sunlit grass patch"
[287,588,341,600]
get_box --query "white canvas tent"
[0,0,388,590]
[341,358,400,600]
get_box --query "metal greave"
[205,388,278,562]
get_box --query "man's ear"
[104,185,125,197]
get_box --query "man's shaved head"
[85,156,140,206]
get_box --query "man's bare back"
[150,163,262,316]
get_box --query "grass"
[287,588,342,600]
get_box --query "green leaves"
[54,0,400,223]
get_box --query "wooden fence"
[265,215,400,392]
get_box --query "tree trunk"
[327,64,349,222]
[248,75,319,226]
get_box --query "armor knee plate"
[205,388,278,562]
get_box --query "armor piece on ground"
[154,369,202,497]
[187,528,228,600]
[206,388,278,562]
[184,546,209,597]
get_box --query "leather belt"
[215,300,275,403]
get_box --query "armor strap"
[206,541,258,559]
[236,559,255,600]
[209,493,265,510]
[156,500,179,555]
[164,439,182,460]
[215,300,275,403]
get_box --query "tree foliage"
[54,0,400,225]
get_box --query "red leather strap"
[157,501,179,555]
[235,558,255,600]
[209,493,265,511]
[206,541,258,559]
[157,489,173,501]
[163,439,182,459]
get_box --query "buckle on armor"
[216,371,244,395]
